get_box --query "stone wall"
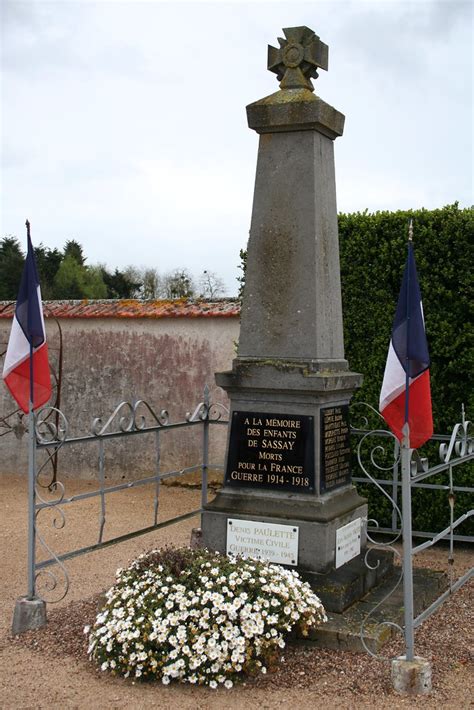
[0,310,240,481]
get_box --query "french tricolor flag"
[2,223,52,413]
[379,236,433,449]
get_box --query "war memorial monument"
[201,26,393,612]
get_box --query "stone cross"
[268,26,329,90]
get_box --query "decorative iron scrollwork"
[34,406,70,603]
[186,386,229,422]
[92,401,134,436]
[350,402,405,658]
[439,407,473,463]
[132,400,169,429]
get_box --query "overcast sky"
[1,0,472,295]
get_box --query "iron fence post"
[98,439,106,544]
[391,439,400,534]
[448,464,454,585]
[154,430,161,526]
[201,385,210,509]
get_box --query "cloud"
[1,1,472,294]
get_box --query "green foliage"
[82,265,108,299]
[1,235,223,301]
[339,204,473,535]
[239,204,473,534]
[34,244,63,299]
[101,267,142,299]
[237,248,247,301]
[63,239,86,266]
[0,237,144,301]
[0,237,25,300]
[338,204,473,434]
[53,256,107,299]
[53,256,86,299]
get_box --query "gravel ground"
[0,474,472,709]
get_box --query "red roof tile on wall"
[0,299,240,319]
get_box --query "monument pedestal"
[202,26,392,612]
[202,362,393,611]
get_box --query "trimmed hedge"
[239,204,473,535]
[339,204,473,433]
[339,204,473,536]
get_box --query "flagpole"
[404,219,413,430]
[10,220,48,632]
[402,218,415,661]
[27,394,36,600]
[26,220,37,600]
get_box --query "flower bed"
[86,547,326,688]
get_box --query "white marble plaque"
[226,518,299,566]
[335,518,361,569]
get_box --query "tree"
[53,257,107,299]
[0,237,24,300]
[162,268,195,299]
[82,265,108,299]
[34,244,63,299]
[141,268,161,299]
[199,270,226,299]
[53,256,85,299]
[63,239,86,266]
[101,267,142,299]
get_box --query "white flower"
[209,680,218,689]
[162,676,170,685]
[224,679,233,689]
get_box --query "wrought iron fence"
[29,386,228,604]
[15,390,473,664]
[351,403,474,543]
[352,403,473,662]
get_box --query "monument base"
[301,549,394,612]
[201,485,393,612]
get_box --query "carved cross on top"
[268,26,328,91]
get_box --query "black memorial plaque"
[319,405,351,493]
[225,411,315,493]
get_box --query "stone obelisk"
[202,27,391,611]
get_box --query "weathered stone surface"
[204,26,367,592]
[202,487,367,573]
[267,26,328,91]
[12,596,46,635]
[392,656,432,695]
[238,129,347,363]
[300,549,394,612]
[295,568,448,654]
[247,90,345,137]
[204,485,365,523]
